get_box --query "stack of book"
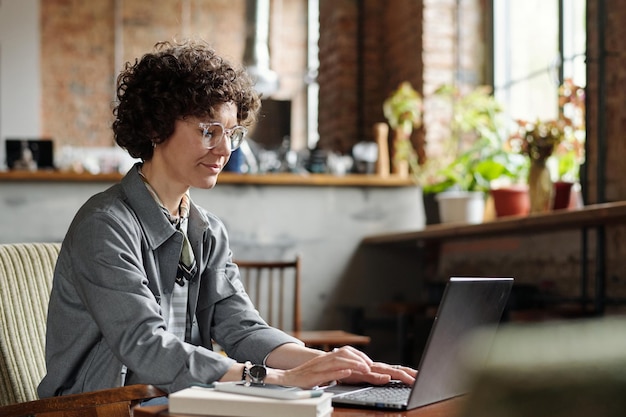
[169,386,334,417]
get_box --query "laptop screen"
[407,277,513,409]
[331,277,513,411]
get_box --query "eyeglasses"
[198,122,247,151]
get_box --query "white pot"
[435,191,485,224]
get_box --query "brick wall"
[586,0,626,305]
[586,0,626,204]
[40,0,307,149]
[318,0,428,155]
[317,0,359,152]
[317,0,484,164]
[41,0,116,147]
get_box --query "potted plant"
[382,81,423,180]
[552,79,585,210]
[552,144,583,209]
[425,85,527,223]
[383,82,467,224]
[508,79,585,212]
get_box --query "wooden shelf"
[362,201,626,315]
[362,201,626,245]
[0,170,414,187]
[217,172,414,187]
[0,170,123,182]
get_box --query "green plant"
[424,85,527,194]
[382,82,423,181]
[555,79,585,182]
[555,147,580,181]
[508,79,585,183]
[510,118,565,162]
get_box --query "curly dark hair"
[113,39,261,160]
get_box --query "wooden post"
[374,123,390,177]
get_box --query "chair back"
[235,256,301,332]
[0,243,61,406]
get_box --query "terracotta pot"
[491,185,530,218]
[552,181,574,210]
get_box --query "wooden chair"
[0,242,165,417]
[235,256,370,351]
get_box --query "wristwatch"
[248,364,267,385]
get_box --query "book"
[169,385,334,417]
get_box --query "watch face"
[249,365,267,383]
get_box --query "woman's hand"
[338,361,417,386]
[267,346,417,389]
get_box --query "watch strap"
[242,361,252,383]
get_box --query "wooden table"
[362,201,626,314]
[134,396,464,417]
[289,330,371,351]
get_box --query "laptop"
[329,277,513,410]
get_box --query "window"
[306,0,319,149]
[493,0,586,123]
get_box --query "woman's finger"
[330,346,374,366]
[283,364,353,388]
[374,363,418,377]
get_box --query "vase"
[528,159,552,213]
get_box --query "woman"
[38,39,415,398]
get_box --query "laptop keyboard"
[339,383,411,404]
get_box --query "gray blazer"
[38,164,300,397]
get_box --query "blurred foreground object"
[461,317,626,417]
